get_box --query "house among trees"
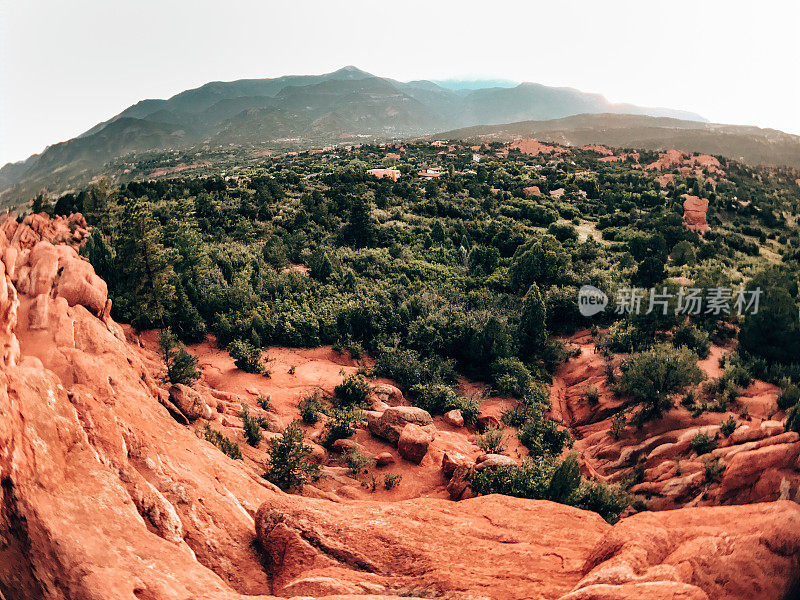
[366,168,401,181]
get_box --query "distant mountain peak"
[330,65,373,78]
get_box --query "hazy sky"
[2,0,799,165]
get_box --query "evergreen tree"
[158,328,200,386]
[341,196,375,248]
[518,283,547,356]
[263,422,320,491]
[114,199,177,328]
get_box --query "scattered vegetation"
[476,426,506,454]
[202,424,243,460]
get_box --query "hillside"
[3,138,800,598]
[433,113,800,168]
[0,66,713,206]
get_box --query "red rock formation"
[582,145,615,156]
[0,215,798,600]
[682,194,710,233]
[509,139,567,156]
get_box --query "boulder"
[374,451,395,467]
[371,383,404,406]
[446,464,472,500]
[397,423,434,464]
[55,254,108,316]
[443,408,465,427]
[368,405,434,445]
[442,450,473,478]
[331,438,364,454]
[474,454,518,471]
[168,384,208,421]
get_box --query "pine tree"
[263,422,320,491]
[342,196,376,248]
[115,199,177,328]
[518,283,547,356]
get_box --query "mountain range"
[2,65,798,206]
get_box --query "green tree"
[158,328,200,386]
[114,199,177,328]
[739,285,800,364]
[518,283,547,356]
[341,196,376,248]
[263,422,320,491]
[619,344,705,421]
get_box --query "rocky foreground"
[0,213,798,600]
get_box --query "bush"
[517,406,573,458]
[777,383,800,411]
[704,457,726,482]
[469,455,629,523]
[491,357,534,399]
[203,424,243,460]
[334,373,372,407]
[673,324,710,359]
[228,339,267,374]
[240,403,266,447]
[321,406,362,448]
[690,430,717,455]
[476,426,506,454]
[257,395,272,411]
[384,473,402,489]
[719,416,738,437]
[409,383,477,422]
[344,447,376,478]
[786,403,800,434]
[619,344,705,421]
[609,411,626,439]
[298,390,325,424]
[263,422,320,491]
[584,384,600,405]
[159,328,200,385]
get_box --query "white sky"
[2,0,799,166]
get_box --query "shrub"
[240,404,265,447]
[777,384,800,411]
[571,480,630,524]
[673,324,710,359]
[609,411,627,440]
[470,457,554,499]
[786,403,800,434]
[159,328,200,385]
[228,339,267,374]
[491,357,533,399]
[584,384,600,405]
[344,447,376,478]
[298,390,325,424]
[719,416,738,437]
[469,455,629,523]
[518,406,573,458]
[257,395,272,411]
[409,383,477,422]
[384,473,402,489]
[690,430,717,455]
[321,406,362,448]
[619,344,705,421]
[263,422,320,491]
[703,457,726,482]
[502,404,533,427]
[334,373,372,407]
[476,426,506,454]
[203,424,242,460]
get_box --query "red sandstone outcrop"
[509,139,567,156]
[682,194,710,233]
